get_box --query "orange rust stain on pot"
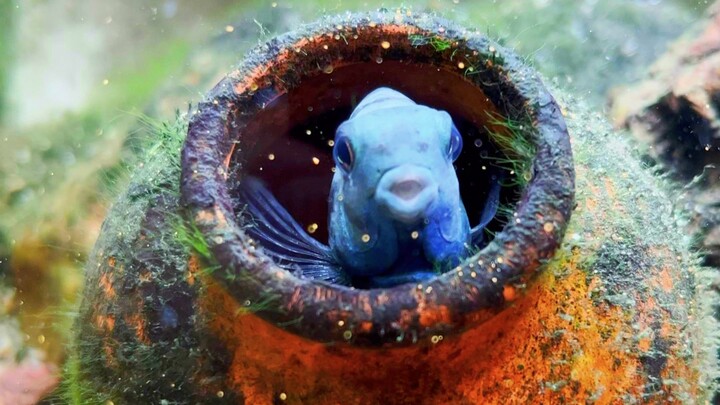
[503,285,517,301]
[124,314,150,345]
[194,244,696,404]
[418,304,451,328]
[99,273,116,299]
[658,268,675,293]
[94,314,115,333]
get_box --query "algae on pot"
[61,11,718,404]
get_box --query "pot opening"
[182,14,574,343]
[228,60,526,287]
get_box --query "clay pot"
[70,10,713,404]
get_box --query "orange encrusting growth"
[196,240,696,404]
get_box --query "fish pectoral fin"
[470,173,503,247]
[236,176,350,285]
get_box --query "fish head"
[328,87,470,276]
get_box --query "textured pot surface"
[69,11,716,405]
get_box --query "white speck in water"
[307,223,318,234]
[376,57,383,64]
[268,153,275,160]
[381,40,390,49]
[411,231,419,239]
[312,157,320,165]
[327,140,335,147]
[474,139,483,147]
[361,234,371,243]
[225,25,234,33]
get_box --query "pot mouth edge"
[180,11,575,347]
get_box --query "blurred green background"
[0,0,710,384]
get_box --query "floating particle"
[271,2,277,7]
[411,231,419,239]
[361,234,371,243]
[102,79,109,85]
[279,392,287,401]
[458,62,465,69]
[217,391,225,398]
[268,153,275,160]
[543,222,554,233]
[381,40,391,49]
[474,139,483,147]
[327,140,335,147]
[225,25,234,33]
[307,223,318,234]
[306,129,312,135]
[323,65,334,74]
[338,320,345,327]
[376,57,383,64]
[312,157,320,165]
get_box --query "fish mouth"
[375,165,439,224]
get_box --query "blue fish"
[238,88,500,288]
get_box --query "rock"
[609,1,720,267]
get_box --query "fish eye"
[448,124,463,161]
[333,136,354,172]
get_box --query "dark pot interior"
[232,60,513,245]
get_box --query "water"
[0,1,715,403]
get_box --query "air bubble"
[474,139,483,147]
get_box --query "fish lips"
[375,166,439,225]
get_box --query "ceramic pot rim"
[181,11,575,346]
